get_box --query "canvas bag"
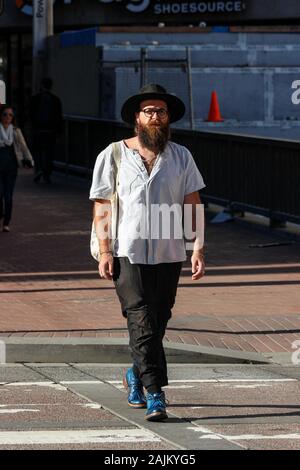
[90,142,122,262]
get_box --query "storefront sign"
[8,0,300,27]
[17,0,246,17]
[16,0,71,16]
[100,0,151,13]
[99,0,245,15]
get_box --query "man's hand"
[99,253,114,280]
[191,251,205,281]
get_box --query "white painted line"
[199,434,300,441]
[81,403,103,410]
[5,382,51,386]
[168,380,217,383]
[188,426,216,433]
[187,426,224,441]
[61,381,102,385]
[217,379,297,383]
[0,404,102,407]
[107,380,218,385]
[165,385,195,389]
[0,429,161,445]
[187,426,300,443]
[108,378,297,384]
[0,404,76,407]
[0,409,40,414]
[231,385,274,389]
[6,382,67,390]
[2,379,296,390]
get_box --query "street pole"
[186,47,195,130]
[32,0,54,94]
[47,0,54,37]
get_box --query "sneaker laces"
[148,393,167,408]
[130,377,143,388]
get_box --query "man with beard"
[90,84,206,421]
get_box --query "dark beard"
[136,122,170,154]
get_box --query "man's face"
[135,99,170,153]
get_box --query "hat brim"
[121,92,185,124]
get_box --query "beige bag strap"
[111,141,122,240]
[111,141,122,195]
[90,141,122,262]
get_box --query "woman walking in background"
[0,106,34,232]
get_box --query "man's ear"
[134,115,140,130]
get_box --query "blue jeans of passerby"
[0,167,18,226]
[0,146,18,226]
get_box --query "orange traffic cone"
[207,91,224,122]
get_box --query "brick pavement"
[0,170,300,354]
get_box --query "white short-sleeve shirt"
[90,140,205,264]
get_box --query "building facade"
[1,0,300,126]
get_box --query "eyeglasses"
[140,107,168,119]
[2,112,14,118]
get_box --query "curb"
[263,352,296,365]
[0,337,271,364]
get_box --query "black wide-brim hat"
[121,83,186,124]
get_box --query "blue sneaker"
[123,368,147,408]
[145,391,168,421]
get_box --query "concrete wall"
[47,31,300,129]
[98,32,300,126]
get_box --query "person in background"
[0,106,34,232]
[29,77,63,184]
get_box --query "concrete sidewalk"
[0,170,299,364]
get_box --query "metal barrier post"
[64,118,69,177]
[187,47,195,130]
[85,121,90,179]
[140,47,147,88]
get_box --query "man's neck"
[125,136,161,159]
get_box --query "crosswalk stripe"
[1,379,296,388]
[107,378,297,385]
[199,433,300,441]
[0,429,161,445]
[61,381,102,385]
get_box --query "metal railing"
[55,115,300,226]
[98,46,195,129]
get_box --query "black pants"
[113,257,182,389]
[0,167,18,226]
[32,131,56,179]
